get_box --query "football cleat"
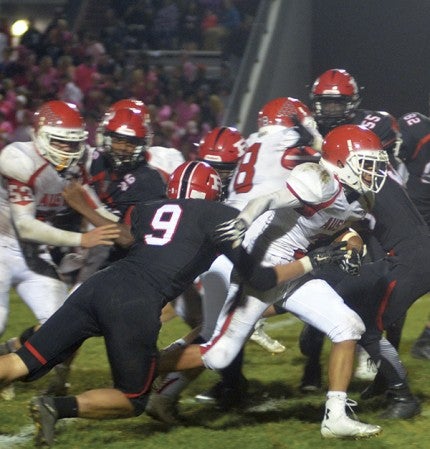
[354,347,378,381]
[321,397,382,439]
[29,396,58,447]
[0,383,15,400]
[146,393,181,425]
[42,363,71,396]
[249,319,286,353]
[410,338,430,360]
[0,337,19,355]
[194,375,249,411]
[300,362,322,393]
[379,387,421,419]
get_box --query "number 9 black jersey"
[122,198,275,301]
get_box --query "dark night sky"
[311,0,430,118]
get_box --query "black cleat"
[360,372,387,400]
[195,375,248,411]
[300,362,322,393]
[29,396,58,447]
[410,339,430,360]
[379,388,421,419]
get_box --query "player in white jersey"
[159,124,389,439]
[0,100,120,396]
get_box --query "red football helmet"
[197,126,247,185]
[167,161,222,201]
[32,100,88,171]
[103,107,151,172]
[106,98,151,126]
[320,124,389,194]
[98,98,152,147]
[310,69,362,129]
[258,97,312,131]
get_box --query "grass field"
[1,289,430,449]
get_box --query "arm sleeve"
[11,201,82,247]
[238,188,301,226]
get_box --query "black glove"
[213,218,248,248]
[339,247,362,276]
[291,114,315,147]
[307,242,348,269]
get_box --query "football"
[335,228,364,253]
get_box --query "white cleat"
[250,320,286,353]
[321,398,382,439]
[0,384,15,401]
[354,347,378,381]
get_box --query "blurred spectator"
[0,109,13,148]
[42,18,73,64]
[0,18,11,63]
[201,8,220,50]
[151,0,180,50]
[123,0,154,50]
[74,55,98,96]
[34,55,59,99]
[179,1,203,50]
[83,32,106,65]
[58,73,84,109]
[19,18,43,58]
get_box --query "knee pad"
[130,394,149,416]
[327,311,365,343]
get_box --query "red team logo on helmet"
[257,97,312,130]
[167,161,222,201]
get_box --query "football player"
[0,161,344,446]
[306,68,405,381]
[397,112,430,359]
[158,125,388,439]
[0,100,120,396]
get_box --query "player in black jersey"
[0,161,345,446]
[398,112,430,359]
[296,72,428,418]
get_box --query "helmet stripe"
[179,161,199,198]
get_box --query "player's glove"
[339,247,362,276]
[307,242,348,269]
[291,114,314,147]
[213,218,248,248]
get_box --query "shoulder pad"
[287,163,339,204]
[0,142,40,183]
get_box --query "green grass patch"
[1,290,430,448]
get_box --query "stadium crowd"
[0,0,258,156]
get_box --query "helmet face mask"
[103,108,150,173]
[320,124,389,194]
[310,69,361,129]
[32,101,88,171]
[167,161,222,201]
